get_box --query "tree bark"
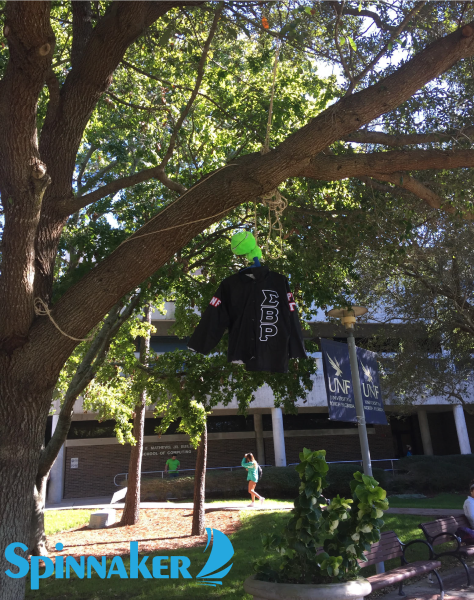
[27,295,142,554]
[0,372,52,600]
[120,305,151,526]
[192,422,207,536]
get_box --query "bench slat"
[368,560,442,591]
[360,531,403,566]
[421,515,470,546]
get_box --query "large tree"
[3,2,474,598]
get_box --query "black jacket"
[188,266,307,373]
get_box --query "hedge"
[389,455,474,494]
[132,463,386,502]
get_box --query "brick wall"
[264,426,393,465]
[64,426,393,498]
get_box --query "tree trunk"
[120,305,151,526]
[27,296,142,553]
[0,369,53,600]
[191,423,207,536]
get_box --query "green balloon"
[231,231,257,255]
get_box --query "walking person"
[241,453,264,508]
[165,454,180,478]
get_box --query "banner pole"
[346,329,373,477]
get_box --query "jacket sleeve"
[241,458,252,470]
[187,284,230,355]
[285,279,307,359]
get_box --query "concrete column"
[47,414,65,504]
[417,409,433,456]
[271,407,287,467]
[254,413,266,466]
[453,405,472,454]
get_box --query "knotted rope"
[34,297,94,342]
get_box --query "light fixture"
[327,306,368,329]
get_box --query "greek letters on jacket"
[187,266,306,373]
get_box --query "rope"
[34,298,94,342]
[258,40,287,253]
[262,40,282,155]
[119,163,238,246]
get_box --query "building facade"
[46,307,474,502]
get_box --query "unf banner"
[320,339,387,424]
[320,338,357,422]
[356,347,387,425]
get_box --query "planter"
[244,575,372,600]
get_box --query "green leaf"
[347,37,357,51]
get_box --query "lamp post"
[327,306,372,477]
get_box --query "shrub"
[326,464,387,498]
[136,466,301,501]
[389,456,474,494]
[254,448,388,584]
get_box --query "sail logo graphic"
[4,529,234,590]
[196,528,234,586]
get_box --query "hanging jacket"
[188,266,307,373]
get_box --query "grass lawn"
[387,492,465,510]
[26,510,288,600]
[24,509,454,600]
[44,510,93,535]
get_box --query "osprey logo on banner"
[356,347,388,425]
[320,339,357,422]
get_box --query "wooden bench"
[420,514,474,586]
[359,530,444,598]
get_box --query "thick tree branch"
[23,19,474,378]
[71,2,93,71]
[35,2,197,301]
[372,171,474,219]
[62,164,187,216]
[298,149,474,181]
[343,126,474,146]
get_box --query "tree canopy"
[3,3,474,597]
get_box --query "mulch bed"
[47,509,241,559]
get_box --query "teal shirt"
[241,457,259,482]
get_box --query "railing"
[288,458,400,473]
[113,459,399,487]
[113,464,274,487]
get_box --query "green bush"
[136,466,301,501]
[388,456,474,494]
[132,464,390,502]
[325,464,387,498]
[254,448,389,584]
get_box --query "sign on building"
[356,347,387,425]
[320,338,357,422]
[70,458,79,469]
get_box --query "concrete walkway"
[46,497,464,516]
[45,497,293,511]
